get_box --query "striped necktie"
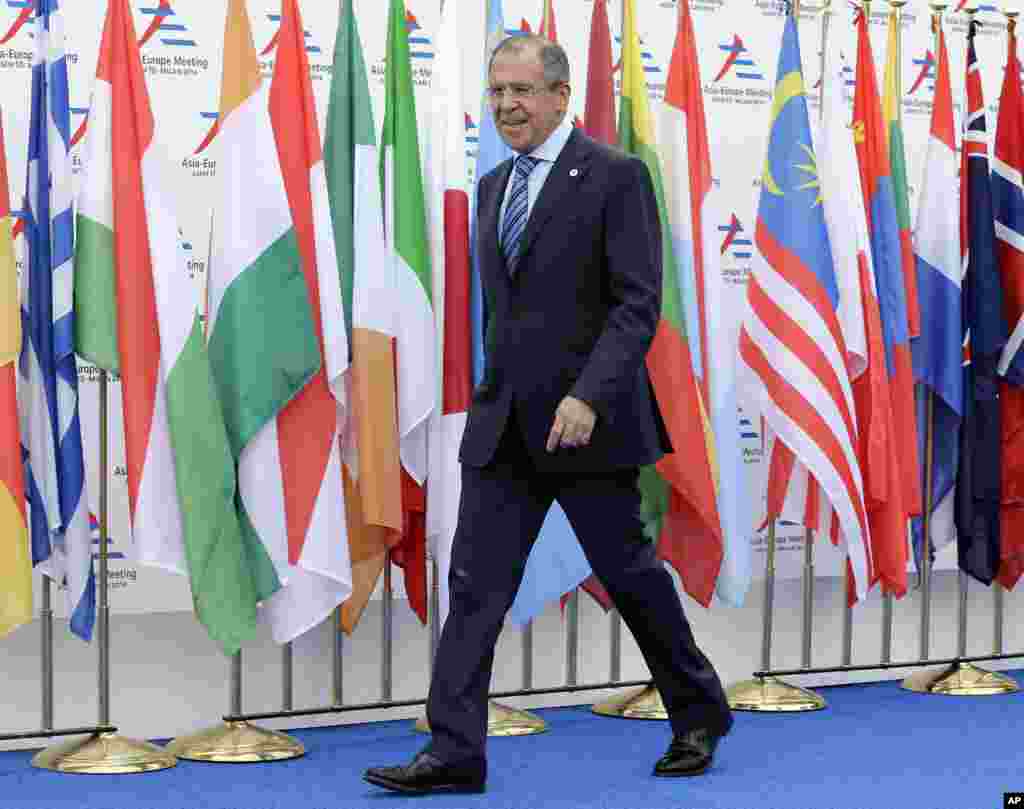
[500,155,539,277]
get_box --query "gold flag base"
[901,663,1020,696]
[592,684,668,720]
[31,732,177,774]
[415,701,548,736]
[164,721,304,763]
[726,677,827,712]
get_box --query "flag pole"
[40,576,53,731]
[905,3,1019,696]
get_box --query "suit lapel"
[517,129,592,265]
[481,158,513,285]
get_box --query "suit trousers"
[425,407,734,763]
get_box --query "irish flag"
[206,0,351,644]
[324,0,401,633]
[620,0,723,606]
[0,110,30,638]
[380,0,436,623]
[74,0,257,654]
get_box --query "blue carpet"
[3,675,1023,809]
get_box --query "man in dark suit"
[365,34,732,796]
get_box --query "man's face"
[488,48,569,154]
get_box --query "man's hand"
[546,396,597,453]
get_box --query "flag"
[424,0,470,627]
[993,23,1024,589]
[656,0,750,606]
[851,9,920,596]
[538,0,557,42]
[381,0,437,624]
[73,0,264,653]
[508,0,604,624]
[911,24,961,568]
[0,110,30,637]
[583,0,615,148]
[883,9,922,341]
[325,0,400,633]
[956,20,1005,585]
[619,0,722,607]
[204,0,351,644]
[738,14,870,606]
[20,0,94,641]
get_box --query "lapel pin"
[569,168,579,177]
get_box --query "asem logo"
[260,12,320,56]
[406,10,433,60]
[89,512,126,560]
[908,51,935,95]
[714,34,763,82]
[465,113,478,144]
[955,0,997,11]
[0,0,31,45]
[138,1,196,48]
[613,34,662,77]
[69,106,88,150]
[194,111,219,154]
[719,214,752,259]
[505,18,532,36]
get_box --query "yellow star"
[794,143,823,206]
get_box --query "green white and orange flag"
[380,0,437,624]
[0,110,31,638]
[883,10,922,340]
[324,0,401,633]
[74,0,257,654]
[205,0,351,644]
[619,0,723,606]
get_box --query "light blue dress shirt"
[498,116,575,238]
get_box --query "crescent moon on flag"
[761,71,806,197]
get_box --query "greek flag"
[19,0,95,641]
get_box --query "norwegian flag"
[992,23,1024,589]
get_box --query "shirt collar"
[525,116,574,165]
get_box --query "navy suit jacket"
[459,127,672,475]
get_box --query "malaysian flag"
[993,22,1024,590]
[19,0,95,640]
[738,15,869,582]
[956,19,1006,585]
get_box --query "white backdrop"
[1,0,1006,617]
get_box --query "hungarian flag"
[956,19,1005,585]
[74,0,258,654]
[0,110,30,638]
[911,24,961,569]
[655,0,749,606]
[381,0,437,624]
[620,0,723,607]
[851,9,918,596]
[325,0,401,633]
[883,9,922,341]
[538,0,558,41]
[762,18,876,602]
[204,0,352,644]
[992,24,1024,589]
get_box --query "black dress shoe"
[653,728,722,777]
[364,751,486,795]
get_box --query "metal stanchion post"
[802,529,814,670]
[282,643,293,713]
[332,607,344,707]
[382,555,393,702]
[40,577,53,732]
[34,372,176,773]
[566,591,579,687]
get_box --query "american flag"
[19,0,95,640]
[738,16,869,580]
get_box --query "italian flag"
[324,0,402,633]
[656,0,749,606]
[0,110,31,638]
[73,0,257,654]
[620,0,722,607]
[380,0,436,624]
[205,0,351,644]
[424,0,471,627]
